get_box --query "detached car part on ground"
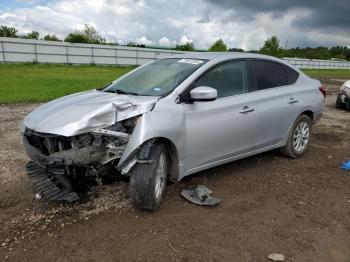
[22,53,325,211]
[336,80,350,110]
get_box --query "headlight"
[104,117,138,133]
[92,117,139,137]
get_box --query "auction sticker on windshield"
[178,59,204,65]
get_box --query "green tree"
[64,32,89,43]
[209,39,227,52]
[259,36,283,57]
[126,42,137,47]
[329,46,347,60]
[24,30,40,39]
[0,25,18,37]
[64,24,105,44]
[175,42,195,51]
[83,24,105,44]
[43,34,60,41]
[283,46,349,61]
[229,47,244,52]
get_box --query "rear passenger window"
[284,65,299,84]
[251,60,288,90]
[194,61,248,98]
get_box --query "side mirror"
[189,86,217,102]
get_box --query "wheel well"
[300,110,314,121]
[135,138,179,182]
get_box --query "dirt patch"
[0,94,350,262]
[313,132,343,143]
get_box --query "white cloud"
[158,36,170,46]
[179,36,193,45]
[136,36,153,45]
[0,0,349,49]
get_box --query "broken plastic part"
[34,192,43,200]
[26,161,79,202]
[121,158,137,175]
[119,140,155,174]
[181,185,221,206]
[341,160,350,170]
[92,128,130,139]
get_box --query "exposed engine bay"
[23,118,137,202]
[21,90,162,202]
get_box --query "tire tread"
[280,114,312,159]
[129,143,168,211]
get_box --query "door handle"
[288,98,299,104]
[239,106,255,114]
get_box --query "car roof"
[166,52,302,72]
[168,52,279,61]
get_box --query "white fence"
[283,57,350,69]
[0,37,184,65]
[1,37,350,69]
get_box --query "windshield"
[103,58,207,96]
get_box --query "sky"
[0,0,349,50]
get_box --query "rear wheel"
[280,115,312,159]
[336,94,344,109]
[129,143,169,211]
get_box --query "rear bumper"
[313,111,323,124]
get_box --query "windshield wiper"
[112,89,140,96]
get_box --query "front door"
[182,60,257,173]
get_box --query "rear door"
[250,59,300,149]
[182,60,257,173]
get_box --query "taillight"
[319,85,327,99]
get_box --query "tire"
[336,95,345,109]
[335,95,343,108]
[129,143,169,211]
[280,115,312,159]
[346,102,350,111]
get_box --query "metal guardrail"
[0,37,350,69]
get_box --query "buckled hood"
[23,90,159,136]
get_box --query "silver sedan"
[22,53,325,210]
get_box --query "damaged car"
[22,53,325,210]
[336,80,350,110]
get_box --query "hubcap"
[154,152,167,200]
[293,121,310,152]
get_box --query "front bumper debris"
[26,161,79,202]
[181,185,221,206]
[23,121,134,202]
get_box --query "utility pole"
[285,40,288,50]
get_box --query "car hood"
[23,90,159,136]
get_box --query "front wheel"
[129,143,169,211]
[280,115,312,159]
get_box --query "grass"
[0,64,135,103]
[0,64,349,103]
[301,69,350,79]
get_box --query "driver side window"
[194,60,248,98]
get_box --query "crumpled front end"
[21,90,160,202]
[23,118,137,202]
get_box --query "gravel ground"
[0,93,349,262]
